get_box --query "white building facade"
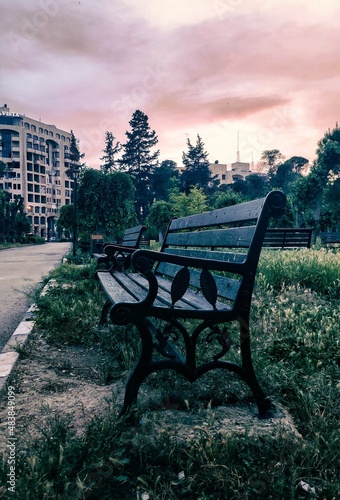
[0,104,74,238]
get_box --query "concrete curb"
[0,304,38,397]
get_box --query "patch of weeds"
[9,340,32,359]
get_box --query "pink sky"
[1,0,340,168]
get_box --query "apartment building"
[0,104,74,238]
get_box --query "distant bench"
[263,228,312,249]
[320,232,340,249]
[96,191,287,418]
[92,225,146,270]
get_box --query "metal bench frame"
[96,191,287,418]
[92,225,146,270]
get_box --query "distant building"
[209,160,254,185]
[0,104,74,238]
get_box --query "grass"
[0,250,339,499]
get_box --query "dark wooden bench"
[263,228,312,249]
[96,191,287,418]
[92,225,146,270]
[320,232,340,248]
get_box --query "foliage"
[258,149,284,184]
[153,159,180,201]
[69,130,84,165]
[56,203,73,236]
[169,186,208,217]
[212,189,245,208]
[257,248,340,299]
[145,200,175,240]
[232,174,269,199]
[100,131,122,172]
[120,110,160,221]
[295,125,340,230]
[181,134,219,195]
[77,168,137,241]
[0,191,31,242]
[271,156,308,193]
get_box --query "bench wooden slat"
[165,226,256,249]
[168,197,266,231]
[163,247,247,263]
[97,272,139,305]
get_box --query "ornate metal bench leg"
[239,320,275,418]
[119,319,154,417]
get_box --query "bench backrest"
[108,225,146,249]
[320,232,340,245]
[155,191,286,311]
[263,228,312,249]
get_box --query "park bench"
[96,191,287,418]
[92,224,146,270]
[263,228,312,249]
[320,232,340,249]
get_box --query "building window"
[34,195,40,203]
[222,174,226,180]
[1,131,12,158]
[31,125,36,132]
[35,206,40,213]
[39,127,43,133]
[28,183,33,192]
[28,194,33,202]
[40,216,45,224]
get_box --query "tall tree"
[69,130,84,165]
[120,110,159,221]
[271,156,308,193]
[258,149,284,185]
[181,134,218,195]
[153,159,180,201]
[100,131,122,172]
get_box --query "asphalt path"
[0,242,70,351]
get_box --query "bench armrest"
[103,244,137,257]
[131,248,247,275]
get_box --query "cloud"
[1,0,340,168]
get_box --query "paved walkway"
[0,242,70,395]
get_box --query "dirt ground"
[0,329,126,458]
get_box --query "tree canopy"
[120,110,159,221]
[100,131,122,172]
[181,134,218,194]
[76,168,137,241]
